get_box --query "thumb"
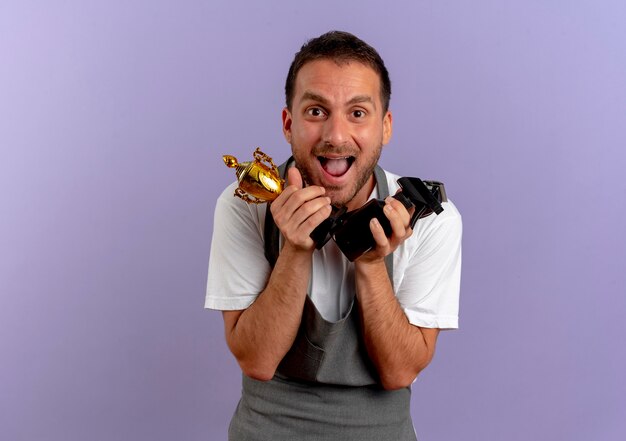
[287,166,303,189]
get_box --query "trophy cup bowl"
[223,148,284,204]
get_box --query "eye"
[352,109,366,118]
[306,107,326,118]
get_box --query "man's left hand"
[357,195,414,264]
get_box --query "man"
[206,31,462,440]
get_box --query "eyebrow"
[347,95,375,108]
[301,91,330,105]
[301,91,377,109]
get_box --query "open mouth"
[318,156,355,177]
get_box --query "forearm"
[224,245,311,381]
[355,260,437,390]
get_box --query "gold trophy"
[223,147,284,204]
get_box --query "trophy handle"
[234,187,264,204]
[253,147,280,177]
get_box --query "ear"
[382,110,393,145]
[282,107,293,143]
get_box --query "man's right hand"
[269,167,332,251]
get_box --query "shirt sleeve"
[204,183,272,310]
[394,200,463,329]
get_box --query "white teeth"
[319,156,349,160]
[318,155,354,161]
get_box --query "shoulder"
[215,181,268,228]
[212,181,266,240]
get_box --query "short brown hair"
[285,31,392,113]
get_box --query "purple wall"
[2,1,625,439]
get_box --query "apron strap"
[373,165,394,282]
[263,158,289,268]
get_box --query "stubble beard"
[292,144,383,209]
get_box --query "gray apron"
[228,162,417,440]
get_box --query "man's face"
[282,59,392,210]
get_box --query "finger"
[272,167,304,212]
[383,198,411,239]
[279,185,326,218]
[385,196,411,226]
[271,188,329,233]
[380,208,411,248]
[369,218,391,254]
[287,166,303,189]
[277,197,332,250]
[272,167,325,213]
[288,196,332,230]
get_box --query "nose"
[321,114,349,147]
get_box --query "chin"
[327,189,357,208]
